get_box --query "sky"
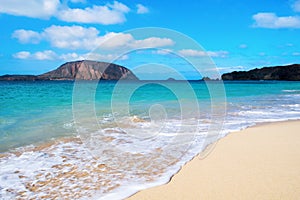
[0,0,300,79]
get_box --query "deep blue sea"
[1,80,300,199]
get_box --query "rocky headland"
[222,64,300,81]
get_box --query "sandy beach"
[128,120,300,200]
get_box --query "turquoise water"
[1,80,300,151]
[1,80,300,199]
[1,80,211,151]
[0,81,74,151]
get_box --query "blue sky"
[0,0,300,79]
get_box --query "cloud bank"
[12,25,174,50]
[0,0,147,25]
[252,12,300,29]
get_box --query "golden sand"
[128,120,300,200]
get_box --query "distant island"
[0,60,138,81]
[222,64,300,81]
[1,62,300,81]
[166,78,176,81]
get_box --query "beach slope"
[128,120,300,200]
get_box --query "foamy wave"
[282,90,300,93]
[0,128,207,200]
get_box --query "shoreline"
[1,119,300,199]
[127,120,300,200]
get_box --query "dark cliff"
[0,60,138,81]
[222,64,300,81]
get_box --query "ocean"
[1,80,300,199]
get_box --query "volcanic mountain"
[0,60,138,81]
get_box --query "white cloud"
[59,52,82,61]
[13,50,57,60]
[43,25,101,49]
[13,51,31,59]
[57,1,130,24]
[58,52,118,61]
[252,12,300,28]
[208,51,228,57]
[12,29,41,43]
[0,0,132,25]
[34,50,57,60]
[136,4,149,14]
[13,25,175,50]
[129,37,174,48]
[98,32,134,49]
[109,1,130,13]
[178,49,228,58]
[0,0,60,19]
[13,25,108,50]
[293,0,300,12]
[13,50,129,61]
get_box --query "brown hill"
[0,60,138,81]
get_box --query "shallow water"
[1,80,300,199]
